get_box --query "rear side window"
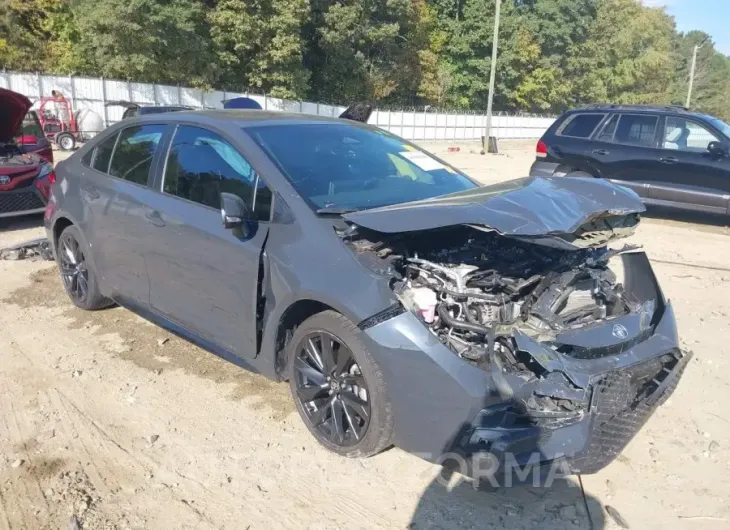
[163,125,272,221]
[614,114,658,147]
[91,132,119,173]
[109,125,166,185]
[557,113,606,138]
[21,112,43,138]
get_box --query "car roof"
[131,109,365,129]
[570,104,709,118]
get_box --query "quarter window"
[663,117,719,152]
[596,114,619,142]
[109,125,166,185]
[163,126,271,221]
[91,132,119,173]
[557,114,606,138]
[614,114,658,147]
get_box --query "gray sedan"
[45,109,689,480]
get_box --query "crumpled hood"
[343,176,646,249]
[0,88,32,142]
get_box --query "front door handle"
[660,156,679,164]
[82,188,100,201]
[145,210,165,227]
[592,149,609,156]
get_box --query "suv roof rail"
[578,103,690,112]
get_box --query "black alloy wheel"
[59,232,89,305]
[293,330,371,447]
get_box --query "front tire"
[56,225,111,310]
[288,310,393,458]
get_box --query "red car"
[0,88,56,219]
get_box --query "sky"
[644,0,730,55]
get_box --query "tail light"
[34,163,56,201]
[536,139,548,158]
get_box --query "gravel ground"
[0,142,728,530]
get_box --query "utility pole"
[686,38,709,108]
[483,0,501,154]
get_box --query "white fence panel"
[3,70,556,137]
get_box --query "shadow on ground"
[642,205,729,229]
[410,469,606,529]
[0,213,44,233]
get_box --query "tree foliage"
[2,0,729,120]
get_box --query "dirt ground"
[1,142,729,530]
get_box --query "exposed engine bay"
[345,224,643,371]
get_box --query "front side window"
[91,132,119,173]
[614,114,658,147]
[557,113,606,139]
[109,125,166,185]
[163,126,271,221]
[663,117,720,152]
[247,123,476,212]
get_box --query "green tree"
[567,0,677,106]
[209,0,310,99]
[670,31,730,120]
[304,0,423,103]
[71,0,215,87]
[0,0,79,72]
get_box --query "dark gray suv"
[45,110,689,478]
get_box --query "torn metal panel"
[343,176,645,249]
[0,237,53,261]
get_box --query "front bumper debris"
[0,237,53,261]
[360,251,686,479]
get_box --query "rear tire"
[565,170,594,178]
[56,225,111,311]
[288,310,393,458]
[56,132,76,151]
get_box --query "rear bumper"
[529,160,560,178]
[0,188,47,218]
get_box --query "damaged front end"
[341,177,689,475]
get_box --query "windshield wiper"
[315,206,363,215]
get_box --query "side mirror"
[707,141,727,157]
[220,192,249,233]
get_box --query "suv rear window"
[557,113,605,138]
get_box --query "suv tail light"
[536,139,548,158]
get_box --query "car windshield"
[706,116,730,138]
[247,123,477,211]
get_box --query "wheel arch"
[52,216,75,249]
[270,298,338,380]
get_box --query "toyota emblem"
[612,323,629,339]
[0,176,10,185]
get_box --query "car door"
[589,113,662,198]
[86,123,169,306]
[144,124,273,359]
[652,116,730,212]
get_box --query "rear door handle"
[660,156,679,164]
[592,149,609,156]
[82,188,100,201]
[145,210,165,227]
